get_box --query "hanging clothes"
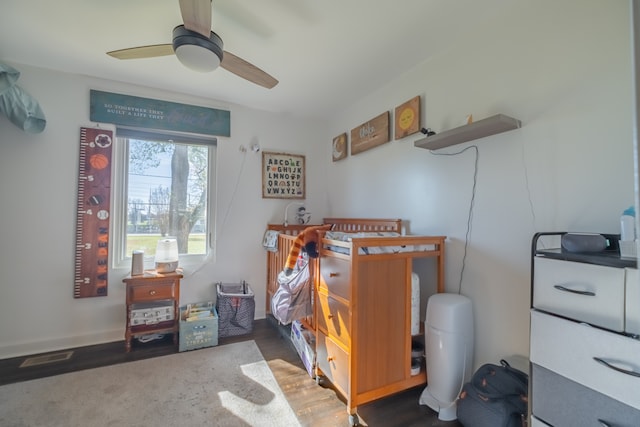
[0,61,46,134]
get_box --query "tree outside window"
[125,138,209,257]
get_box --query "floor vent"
[19,351,74,368]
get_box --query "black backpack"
[457,359,528,427]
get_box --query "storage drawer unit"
[530,232,639,426]
[314,236,445,424]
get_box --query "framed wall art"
[394,95,420,140]
[350,111,390,155]
[262,151,305,199]
[332,133,348,161]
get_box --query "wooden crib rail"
[323,218,402,233]
[266,223,311,235]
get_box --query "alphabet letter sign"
[262,152,306,199]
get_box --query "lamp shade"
[155,238,179,273]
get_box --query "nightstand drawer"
[533,257,625,331]
[319,256,351,301]
[530,310,640,410]
[317,291,350,347]
[129,282,176,302]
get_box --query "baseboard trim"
[0,329,122,360]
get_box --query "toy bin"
[216,281,255,337]
[179,302,218,352]
[291,320,316,377]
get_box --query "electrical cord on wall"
[190,148,247,278]
[219,149,247,236]
[430,145,479,295]
[520,137,546,249]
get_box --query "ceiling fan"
[106,0,278,89]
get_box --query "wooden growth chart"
[74,127,113,298]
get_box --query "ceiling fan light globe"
[172,25,223,73]
[175,44,220,72]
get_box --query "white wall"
[324,0,634,367]
[0,0,634,368]
[0,65,327,358]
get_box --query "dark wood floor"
[0,317,462,427]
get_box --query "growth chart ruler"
[74,127,113,298]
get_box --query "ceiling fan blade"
[179,0,212,38]
[107,44,175,60]
[221,51,278,89]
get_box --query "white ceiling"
[0,0,510,120]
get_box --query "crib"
[266,218,446,424]
[265,218,413,329]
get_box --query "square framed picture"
[262,151,305,199]
[394,95,420,140]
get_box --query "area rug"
[0,340,301,427]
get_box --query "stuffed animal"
[284,224,332,275]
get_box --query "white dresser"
[530,232,640,427]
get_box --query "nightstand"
[122,270,182,352]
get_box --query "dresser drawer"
[625,268,640,336]
[533,257,625,331]
[316,291,351,347]
[129,281,176,302]
[316,332,349,396]
[319,256,351,301]
[530,310,640,410]
[532,363,640,427]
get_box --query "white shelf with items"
[414,114,521,150]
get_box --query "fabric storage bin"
[532,364,640,426]
[179,302,218,351]
[216,281,255,337]
[130,300,174,326]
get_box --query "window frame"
[111,127,217,270]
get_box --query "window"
[113,127,216,268]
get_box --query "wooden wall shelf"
[414,114,521,150]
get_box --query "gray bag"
[457,359,528,427]
[271,259,311,325]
